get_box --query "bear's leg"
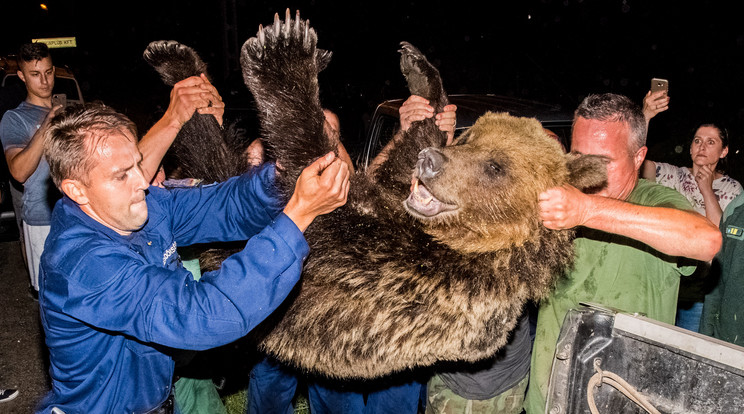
[371,43,451,195]
[240,10,335,196]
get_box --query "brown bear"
[144,10,606,379]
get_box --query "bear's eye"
[485,161,503,177]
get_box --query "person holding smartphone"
[0,43,62,298]
[641,87,742,332]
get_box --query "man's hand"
[162,74,224,128]
[436,104,458,145]
[538,185,590,230]
[284,152,350,232]
[368,95,457,174]
[642,90,670,122]
[399,95,458,144]
[139,74,224,182]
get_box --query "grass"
[222,388,311,414]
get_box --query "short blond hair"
[44,103,137,189]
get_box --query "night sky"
[4,0,744,179]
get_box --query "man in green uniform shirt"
[701,193,744,345]
[523,93,722,414]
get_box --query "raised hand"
[283,152,350,232]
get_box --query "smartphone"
[650,78,669,94]
[52,93,67,108]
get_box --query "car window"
[362,110,573,168]
[54,78,83,104]
[362,112,400,169]
[1,74,24,90]
[541,123,572,152]
[0,76,27,115]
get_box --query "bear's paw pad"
[143,40,207,86]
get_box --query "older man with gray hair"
[524,93,721,414]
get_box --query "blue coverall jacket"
[36,165,308,413]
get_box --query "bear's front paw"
[144,40,207,86]
[242,9,316,64]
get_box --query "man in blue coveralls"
[35,103,350,413]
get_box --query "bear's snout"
[417,147,445,179]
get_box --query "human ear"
[60,179,89,205]
[17,70,25,83]
[721,146,729,159]
[634,146,648,170]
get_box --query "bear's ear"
[565,152,608,193]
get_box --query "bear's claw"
[398,41,448,113]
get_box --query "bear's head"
[406,111,606,253]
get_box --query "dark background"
[3,0,744,179]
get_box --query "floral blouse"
[654,162,743,216]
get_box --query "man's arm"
[169,151,349,245]
[53,220,311,350]
[5,105,61,183]
[138,74,224,182]
[539,184,722,261]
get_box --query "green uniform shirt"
[700,193,744,345]
[524,179,695,414]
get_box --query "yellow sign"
[32,37,77,49]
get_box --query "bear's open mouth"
[405,177,458,218]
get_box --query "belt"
[144,391,175,414]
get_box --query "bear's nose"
[417,147,445,179]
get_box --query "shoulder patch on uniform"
[725,225,744,240]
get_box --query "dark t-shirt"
[439,310,531,399]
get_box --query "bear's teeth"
[412,179,434,205]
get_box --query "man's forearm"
[582,195,722,261]
[6,128,47,183]
[138,113,182,183]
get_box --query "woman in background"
[642,91,742,332]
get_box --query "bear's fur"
[144,9,606,379]
[143,41,248,183]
